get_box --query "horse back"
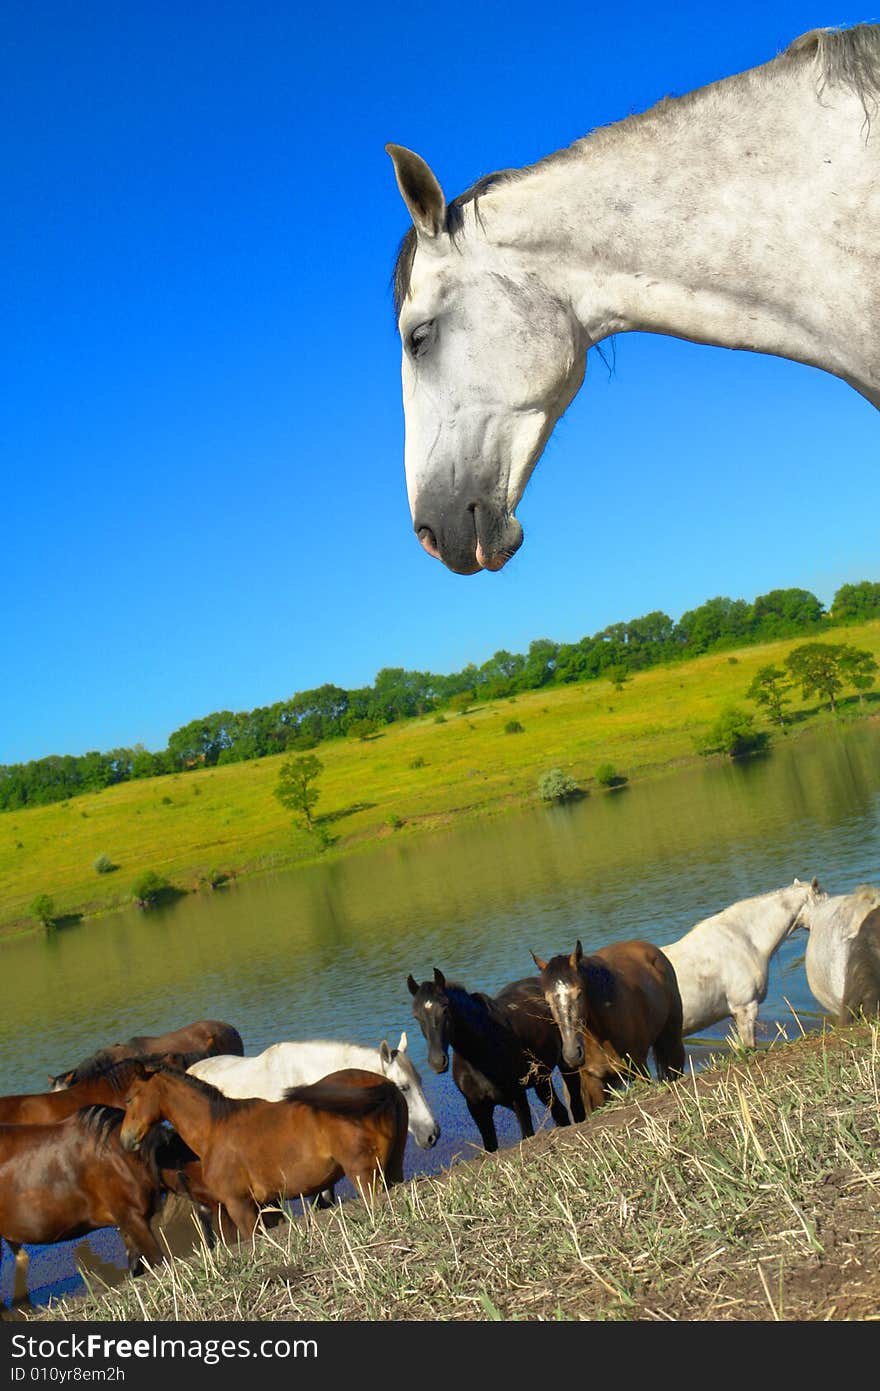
[492,975,563,1064]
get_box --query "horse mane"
[153,1064,259,1121]
[391,21,880,317]
[74,1103,125,1145]
[282,1076,398,1118]
[59,1048,218,1088]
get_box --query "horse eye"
[408,321,434,357]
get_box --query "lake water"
[3,720,879,1311]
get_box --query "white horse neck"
[710,885,809,953]
[471,38,880,397]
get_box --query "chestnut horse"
[49,1019,244,1089]
[0,1057,166,1125]
[532,940,685,1113]
[119,1063,408,1241]
[407,969,585,1152]
[0,1105,165,1311]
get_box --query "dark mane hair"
[153,1065,257,1122]
[58,1048,217,1088]
[391,22,880,317]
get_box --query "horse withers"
[407,969,585,1152]
[532,939,685,1114]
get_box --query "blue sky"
[2,2,878,764]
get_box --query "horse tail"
[840,905,880,1023]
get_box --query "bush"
[93,853,116,875]
[386,813,405,830]
[698,705,765,758]
[504,720,524,734]
[433,714,447,724]
[30,893,55,928]
[410,757,426,769]
[595,763,619,787]
[131,869,170,908]
[538,769,579,803]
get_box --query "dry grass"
[25,1020,880,1323]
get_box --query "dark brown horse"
[0,1056,176,1125]
[49,1019,244,1089]
[0,1105,165,1311]
[532,940,685,1114]
[119,1063,408,1242]
[406,969,585,1152]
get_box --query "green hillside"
[2,621,878,939]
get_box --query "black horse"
[406,968,584,1152]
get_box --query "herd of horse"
[2,876,879,1310]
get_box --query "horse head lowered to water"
[387,25,880,573]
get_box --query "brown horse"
[531,940,685,1114]
[49,1019,244,1089]
[119,1063,408,1241]
[0,1105,165,1311]
[0,1057,175,1125]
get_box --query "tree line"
[3,578,879,812]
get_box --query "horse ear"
[531,950,548,972]
[398,1030,408,1051]
[379,1040,392,1064]
[386,144,446,238]
[571,941,583,966]
[433,967,447,989]
[48,1075,56,1088]
[407,974,419,996]
[811,877,819,890]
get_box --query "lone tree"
[838,645,878,706]
[698,705,764,758]
[275,753,324,830]
[746,664,794,726]
[785,643,848,712]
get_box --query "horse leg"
[533,1073,570,1129]
[561,1067,587,1123]
[119,1216,165,1275]
[6,1241,30,1310]
[652,1020,686,1082]
[577,1069,607,1115]
[465,1097,499,1152]
[732,1002,758,1050]
[511,1091,535,1142]
[223,1196,261,1242]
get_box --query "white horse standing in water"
[801,884,880,1022]
[387,25,880,574]
[661,878,825,1047]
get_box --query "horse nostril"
[416,525,441,560]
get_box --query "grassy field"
[22,1019,880,1322]
[2,621,879,939]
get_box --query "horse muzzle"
[417,1125,441,1149]
[428,1049,450,1074]
[413,496,523,575]
[119,1129,141,1153]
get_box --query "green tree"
[698,706,764,758]
[838,645,878,706]
[746,664,794,726]
[831,580,880,623]
[274,754,324,830]
[131,870,169,908]
[785,643,847,712]
[538,769,579,802]
[605,664,630,693]
[30,893,55,928]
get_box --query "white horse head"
[378,1030,440,1149]
[387,144,588,575]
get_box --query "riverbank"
[2,622,878,940]
[19,1019,880,1322]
